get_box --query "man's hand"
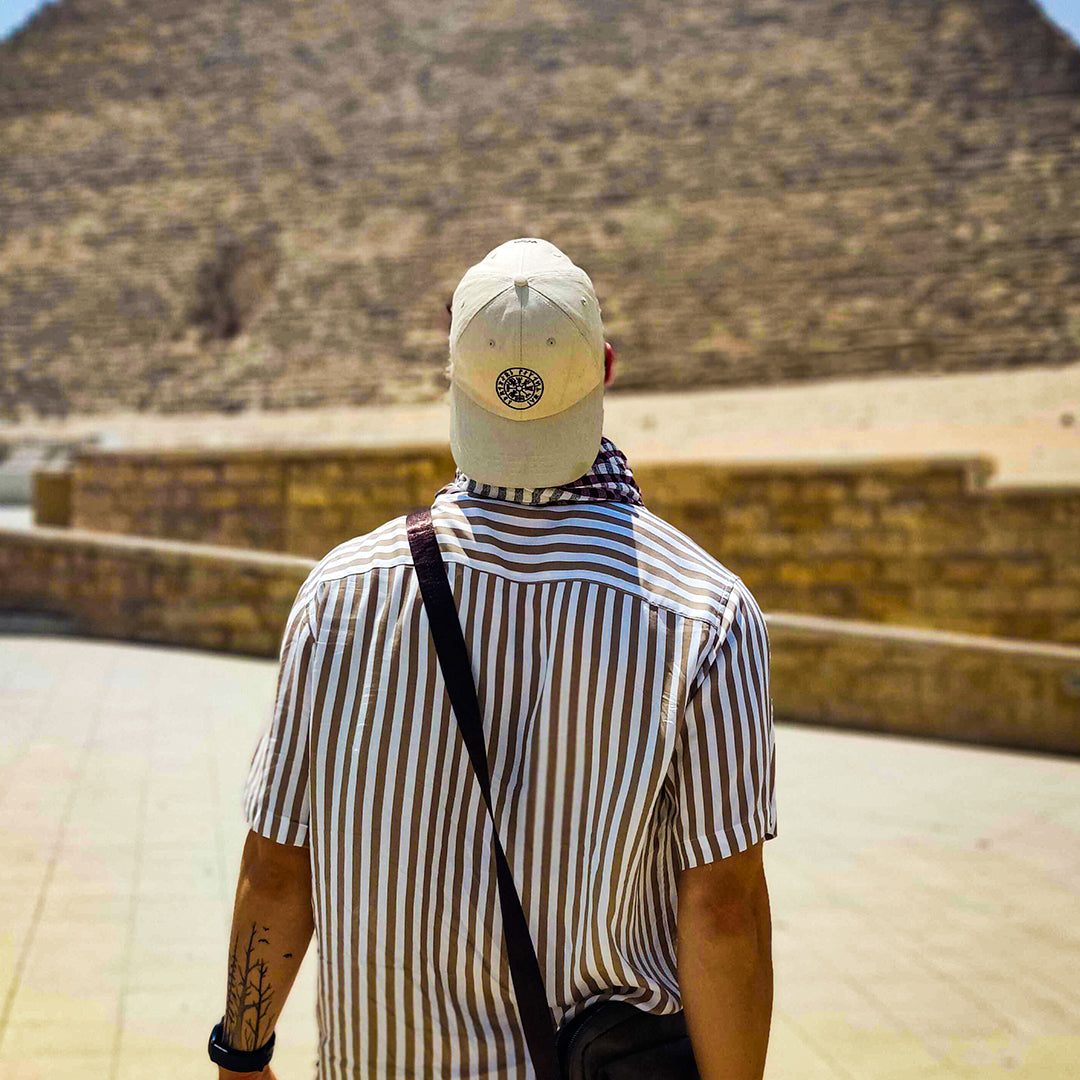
[215,830,315,1073]
[676,840,773,1080]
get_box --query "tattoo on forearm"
[225,922,276,1049]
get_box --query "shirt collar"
[434,436,645,507]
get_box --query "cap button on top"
[514,275,528,287]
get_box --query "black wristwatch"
[208,1018,276,1073]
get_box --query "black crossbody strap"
[406,507,560,1080]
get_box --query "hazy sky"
[0,0,1078,58]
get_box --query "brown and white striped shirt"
[245,438,777,1079]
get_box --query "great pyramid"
[1,0,1078,420]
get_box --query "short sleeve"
[243,577,319,847]
[671,579,777,870]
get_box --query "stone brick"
[229,629,280,655]
[961,586,1027,615]
[805,585,856,617]
[853,476,894,502]
[936,558,995,586]
[252,487,284,508]
[1039,530,1080,561]
[718,503,770,532]
[1048,499,1080,527]
[205,604,261,633]
[143,466,175,486]
[804,529,859,556]
[775,562,820,588]
[169,487,199,510]
[1059,561,1080,584]
[732,531,794,557]
[858,586,916,624]
[202,488,240,510]
[762,478,798,504]
[1057,667,1080,701]
[993,558,1050,587]
[178,465,220,486]
[191,626,229,649]
[289,484,331,508]
[1023,586,1080,614]
[792,478,853,503]
[905,468,968,499]
[878,500,931,532]
[857,529,911,558]
[1008,612,1055,641]
[774,504,834,534]
[915,585,972,617]
[809,558,880,585]
[830,504,876,529]
[224,462,278,485]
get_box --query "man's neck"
[436,436,645,507]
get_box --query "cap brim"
[450,381,603,490]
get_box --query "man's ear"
[603,341,616,387]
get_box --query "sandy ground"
[2,362,1078,488]
[1,634,1077,1079]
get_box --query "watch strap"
[208,1018,276,1073]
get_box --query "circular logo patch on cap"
[495,367,545,410]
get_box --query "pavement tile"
[1016,1036,1080,1077]
[920,919,1080,1013]
[791,1013,954,1079]
[1,989,120,1056]
[764,1013,846,1080]
[134,869,223,903]
[19,921,128,997]
[48,852,136,898]
[926,957,1080,1037]
[62,816,142,852]
[0,1055,113,1078]
[0,893,39,954]
[934,1033,1080,1079]
[0,862,51,897]
[139,811,221,853]
[127,957,224,995]
[38,888,131,924]
[867,973,1017,1042]
[138,847,221,895]
[129,898,225,978]
[115,985,224,1059]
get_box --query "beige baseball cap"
[448,237,605,489]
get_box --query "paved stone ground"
[0,635,1077,1079]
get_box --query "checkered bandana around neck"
[435,436,645,507]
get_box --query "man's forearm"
[678,886,773,1080]
[219,830,315,1071]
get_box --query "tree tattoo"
[225,922,275,1049]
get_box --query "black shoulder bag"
[407,506,699,1080]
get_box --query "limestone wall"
[65,448,1080,645]
[2,525,1077,754]
[68,446,456,556]
[0,525,312,657]
[767,614,1080,756]
[635,460,1080,645]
